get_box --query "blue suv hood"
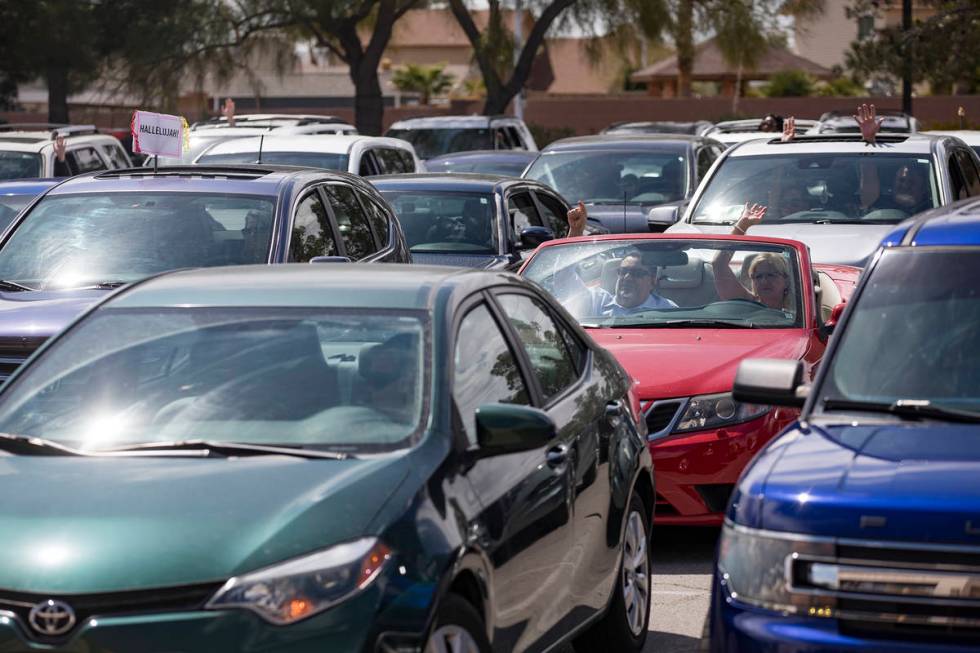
[733,419,980,546]
[0,288,109,339]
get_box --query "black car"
[424,149,538,177]
[523,134,726,232]
[0,165,410,382]
[372,173,606,270]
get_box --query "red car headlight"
[672,392,769,435]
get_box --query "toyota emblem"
[27,600,75,636]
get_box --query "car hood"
[587,200,685,233]
[0,288,109,339]
[588,327,807,399]
[753,420,980,545]
[409,252,512,270]
[670,222,893,266]
[0,454,408,593]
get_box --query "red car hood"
[589,327,809,400]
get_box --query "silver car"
[668,133,980,266]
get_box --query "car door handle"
[546,444,569,467]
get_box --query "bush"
[763,70,814,97]
[814,76,865,97]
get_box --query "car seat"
[657,260,719,307]
[815,271,843,323]
[600,258,623,294]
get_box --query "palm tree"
[391,63,456,105]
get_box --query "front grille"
[695,484,734,513]
[0,581,222,642]
[0,336,46,382]
[644,399,686,436]
[790,540,980,645]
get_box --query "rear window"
[385,128,492,159]
[380,190,497,254]
[0,152,43,180]
[198,151,349,171]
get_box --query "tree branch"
[502,0,577,98]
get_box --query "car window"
[358,151,379,176]
[697,148,715,180]
[493,128,512,150]
[534,191,569,238]
[67,147,108,174]
[507,191,543,236]
[359,191,391,247]
[506,126,524,150]
[375,148,407,174]
[398,149,416,172]
[380,190,497,254]
[288,190,338,262]
[0,152,43,179]
[949,154,968,201]
[325,184,377,259]
[100,143,131,169]
[453,303,530,446]
[954,149,980,197]
[496,293,579,402]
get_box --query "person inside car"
[758,114,784,133]
[358,332,419,424]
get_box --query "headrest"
[601,258,623,293]
[358,333,418,384]
[658,260,704,289]
[462,198,485,219]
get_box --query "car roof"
[198,134,405,156]
[191,114,350,129]
[40,165,339,196]
[725,133,939,157]
[924,130,980,145]
[426,149,537,163]
[109,264,520,310]
[531,232,810,252]
[370,172,516,192]
[711,119,820,133]
[388,115,520,129]
[881,197,980,247]
[0,179,61,195]
[0,132,117,153]
[540,134,706,153]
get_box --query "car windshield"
[0,152,43,180]
[522,239,802,328]
[385,128,492,159]
[429,158,529,176]
[819,249,980,414]
[380,190,497,254]
[0,192,276,290]
[0,308,427,453]
[691,153,938,225]
[0,193,36,231]
[197,151,349,170]
[524,151,689,205]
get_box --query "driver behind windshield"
[552,249,677,318]
[720,203,795,311]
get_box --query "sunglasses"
[751,272,784,282]
[617,267,652,279]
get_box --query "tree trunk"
[732,58,743,115]
[674,0,695,98]
[482,87,512,115]
[352,64,385,135]
[47,65,70,124]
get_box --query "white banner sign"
[131,110,184,158]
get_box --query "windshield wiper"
[0,280,35,292]
[0,433,81,456]
[648,319,757,329]
[103,440,351,459]
[822,398,980,423]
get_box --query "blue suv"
[710,197,980,652]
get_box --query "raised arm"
[713,203,766,301]
[566,201,587,237]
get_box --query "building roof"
[631,37,833,82]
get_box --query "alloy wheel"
[425,625,482,653]
[621,509,650,636]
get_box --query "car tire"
[573,493,651,653]
[424,593,491,653]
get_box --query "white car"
[193,135,423,176]
[705,119,820,148]
[668,133,980,266]
[0,125,132,179]
[925,130,980,157]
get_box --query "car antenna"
[257,134,264,164]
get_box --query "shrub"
[763,70,814,97]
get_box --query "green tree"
[391,63,455,104]
[763,69,814,96]
[846,0,980,94]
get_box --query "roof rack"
[0,123,99,136]
[768,134,910,145]
[94,164,290,179]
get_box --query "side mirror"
[647,205,680,228]
[732,358,806,408]
[475,404,556,455]
[819,302,847,340]
[310,256,352,264]
[519,226,555,250]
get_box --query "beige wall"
[794,0,856,69]
[385,46,471,67]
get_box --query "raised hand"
[781,116,796,142]
[567,201,587,237]
[222,98,236,127]
[734,202,767,234]
[53,134,67,162]
[853,103,884,144]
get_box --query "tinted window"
[198,151,349,171]
[360,192,391,247]
[0,308,427,452]
[697,148,715,180]
[496,294,579,401]
[398,149,416,172]
[0,152,43,180]
[101,144,131,169]
[385,128,492,159]
[534,192,569,238]
[949,155,968,201]
[326,184,376,259]
[508,191,543,236]
[691,153,939,224]
[453,303,529,445]
[954,150,980,197]
[67,147,107,174]
[288,190,338,262]
[0,192,276,289]
[375,148,408,174]
[505,126,524,150]
[358,151,378,176]
[381,190,497,254]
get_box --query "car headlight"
[206,538,391,624]
[672,392,769,434]
[718,521,834,615]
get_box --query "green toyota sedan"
[0,264,654,653]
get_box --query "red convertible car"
[520,234,859,525]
